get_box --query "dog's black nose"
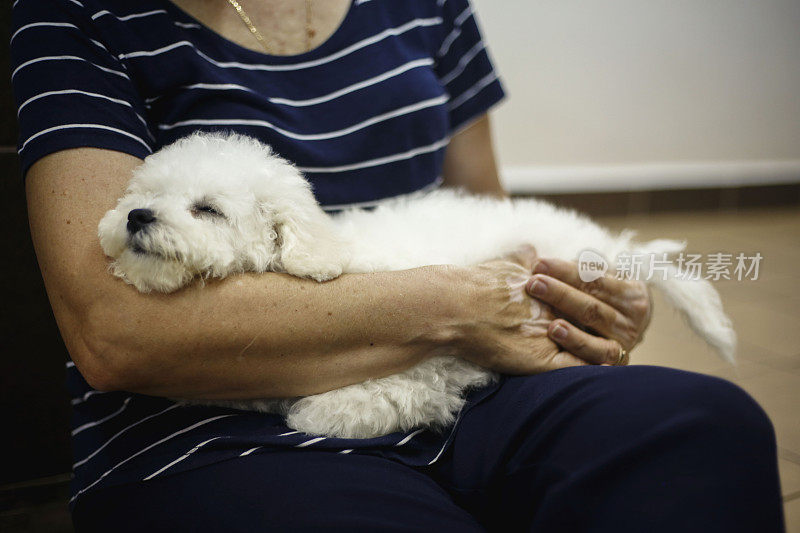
[127,208,156,234]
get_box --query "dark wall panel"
[2,3,73,487]
[1,5,17,146]
[0,153,72,485]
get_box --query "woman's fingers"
[529,257,652,350]
[526,273,632,344]
[546,350,594,370]
[499,345,591,375]
[547,319,629,366]
[532,257,630,307]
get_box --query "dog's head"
[98,132,346,293]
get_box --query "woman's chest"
[124,36,448,160]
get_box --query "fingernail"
[528,278,547,296]
[533,260,549,275]
[551,324,567,340]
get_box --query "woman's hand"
[525,258,653,365]
[450,246,597,374]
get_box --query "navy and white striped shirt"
[11,0,505,508]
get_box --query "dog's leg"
[283,358,496,438]
[274,205,349,282]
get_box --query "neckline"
[162,0,357,63]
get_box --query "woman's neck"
[169,0,351,55]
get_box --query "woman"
[11,0,783,530]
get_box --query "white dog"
[98,132,736,439]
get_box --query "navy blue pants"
[72,366,784,532]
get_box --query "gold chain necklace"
[226,0,313,54]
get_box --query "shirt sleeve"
[434,0,506,134]
[10,0,154,178]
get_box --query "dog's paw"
[281,259,343,282]
[306,263,343,282]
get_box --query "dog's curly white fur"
[98,132,736,439]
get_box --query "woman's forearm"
[25,148,467,400]
[84,266,464,399]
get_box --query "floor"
[596,205,800,531]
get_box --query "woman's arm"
[28,147,586,400]
[441,114,507,197]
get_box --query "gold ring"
[616,347,628,366]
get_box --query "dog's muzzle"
[127,208,156,234]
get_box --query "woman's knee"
[499,365,776,451]
[587,365,776,449]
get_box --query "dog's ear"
[273,200,348,282]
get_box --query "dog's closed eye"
[191,202,225,219]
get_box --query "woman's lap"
[430,365,784,531]
[72,365,784,532]
[73,449,484,533]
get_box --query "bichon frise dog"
[98,132,736,438]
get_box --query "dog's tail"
[633,239,737,364]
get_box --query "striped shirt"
[11,0,505,507]
[12,0,505,208]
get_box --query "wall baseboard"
[525,183,799,218]
[501,160,800,194]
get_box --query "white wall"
[472,0,800,192]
